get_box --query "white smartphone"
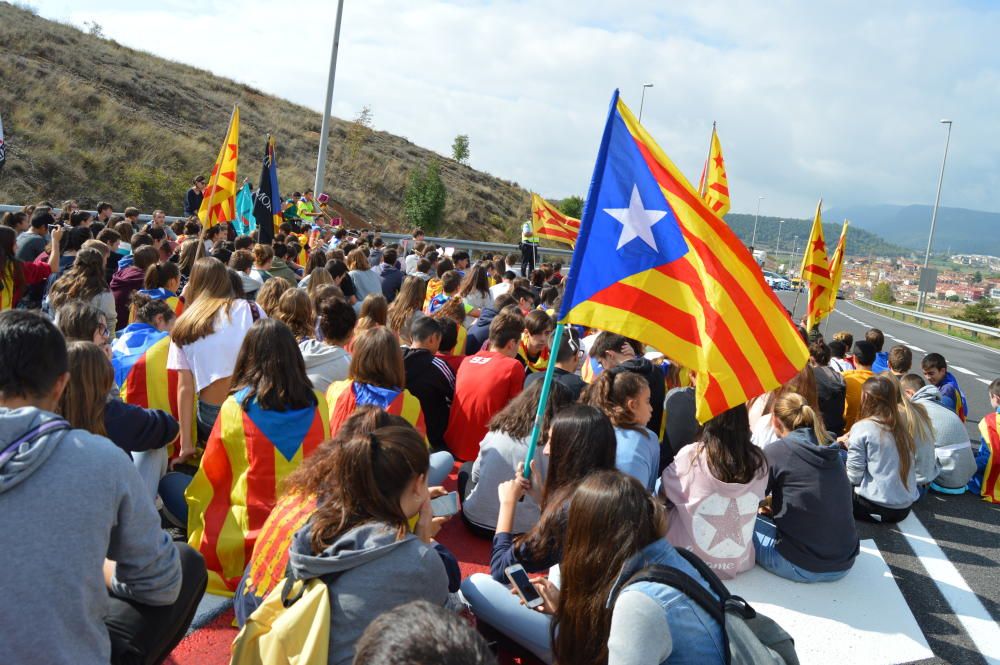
[430,491,460,518]
[505,564,543,609]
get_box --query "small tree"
[403,160,447,231]
[451,134,470,164]
[558,195,584,219]
[871,281,894,304]
[346,105,374,163]
[972,270,983,284]
[959,298,999,327]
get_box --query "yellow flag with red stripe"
[530,194,581,247]
[185,390,330,595]
[326,380,427,442]
[198,105,240,228]
[697,125,731,217]
[800,200,832,331]
[817,219,849,320]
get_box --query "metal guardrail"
[1,203,573,261]
[856,297,1000,340]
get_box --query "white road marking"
[898,514,1000,665]
[909,346,926,353]
[978,378,992,385]
[951,365,977,376]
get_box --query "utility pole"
[751,196,765,249]
[917,119,953,312]
[313,0,346,197]
[638,83,653,122]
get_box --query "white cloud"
[37,0,1000,219]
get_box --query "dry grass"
[0,2,532,240]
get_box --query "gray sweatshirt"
[0,406,181,665]
[463,430,544,533]
[911,385,978,489]
[298,339,351,393]
[288,521,449,665]
[846,419,919,509]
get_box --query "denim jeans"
[753,517,850,583]
[461,573,553,663]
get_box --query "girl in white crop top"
[167,258,264,464]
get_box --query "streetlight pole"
[638,83,654,123]
[917,119,953,312]
[313,0,346,197]
[776,220,785,259]
[752,195,765,249]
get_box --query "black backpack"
[617,548,799,665]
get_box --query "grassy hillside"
[0,2,530,240]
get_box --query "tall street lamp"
[776,220,785,258]
[917,119,953,312]
[314,0,347,196]
[638,83,654,122]
[751,196,765,249]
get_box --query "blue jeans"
[461,573,553,663]
[753,517,850,583]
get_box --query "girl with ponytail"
[753,392,859,582]
[844,375,919,523]
[288,425,456,665]
[135,260,183,320]
[886,373,939,493]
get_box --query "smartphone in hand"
[430,491,460,518]
[505,564,543,609]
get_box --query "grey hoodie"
[0,407,181,665]
[288,522,448,665]
[298,339,351,393]
[846,419,920,509]
[911,385,977,489]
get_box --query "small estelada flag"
[530,193,580,247]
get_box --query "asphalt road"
[775,290,1000,665]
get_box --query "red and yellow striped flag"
[326,380,427,440]
[697,124,731,217]
[816,219,848,324]
[197,105,240,228]
[530,194,581,247]
[185,389,330,595]
[800,200,832,331]
[559,91,808,423]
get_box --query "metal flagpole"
[314,0,346,196]
[521,323,565,478]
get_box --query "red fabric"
[4,259,51,309]
[436,351,465,377]
[444,350,524,461]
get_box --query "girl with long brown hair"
[281,425,456,665]
[458,262,493,327]
[273,288,314,340]
[844,375,918,522]
[254,275,292,318]
[532,471,725,665]
[167,257,264,463]
[48,247,118,334]
[461,404,618,663]
[753,392,858,583]
[58,341,179,498]
[185,318,329,595]
[387,275,427,343]
[0,222,61,312]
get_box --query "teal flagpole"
[521,323,566,479]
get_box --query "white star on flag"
[604,184,667,251]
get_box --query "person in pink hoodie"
[659,404,768,579]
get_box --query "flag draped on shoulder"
[558,91,808,423]
[326,380,427,441]
[697,123,731,217]
[185,389,330,595]
[198,105,240,228]
[800,200,832,331]
[818,219,849,324]
[530,194,581,247]
[252,135,282,245]
[111,324,194,459]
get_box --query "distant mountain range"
[824,204,1000,256]
[724,213,909,258]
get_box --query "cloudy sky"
[35,1,1000,218]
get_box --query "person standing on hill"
[520,218,537,277]
[184,176,206,217]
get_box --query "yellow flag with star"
[198,105,240,228]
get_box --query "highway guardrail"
[856,297,1000,340]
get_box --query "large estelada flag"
[252,135,282,244]
[816,219,849,325]
[800,200,832,331]
[559,91,808,423]
[530,193,581,247]
[186,389,330,595]
[197,105,240,228]
[326,380,427,440]
[697,123,731,217]
[111,324,194,459]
